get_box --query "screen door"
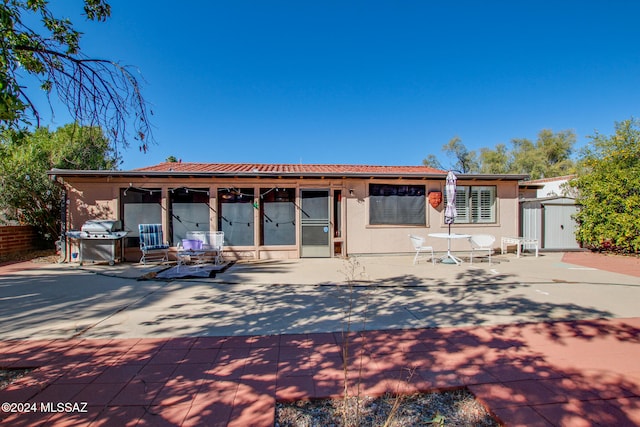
[300,189,331,257]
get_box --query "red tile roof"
[133,162,445,175]
[48,163,529,181]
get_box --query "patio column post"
[161,186,170,246]
[209,185,217,231]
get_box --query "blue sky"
[33,1,640,170]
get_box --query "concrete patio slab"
[1,252,638,340]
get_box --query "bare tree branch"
[1,1,153,153]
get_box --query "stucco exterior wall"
[67,181,120,227]
[344,178,520,255]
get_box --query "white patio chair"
[468,234,496,265]
[409,234,435,265]
[184,230,224,265]
[204,231,224,265]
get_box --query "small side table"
[501,237,539,258]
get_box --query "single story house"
[48,163,528,262]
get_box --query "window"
[449,186,496,223]
[218,188,255,246]
[260,188,295,245]
[369,184,426,225]
[169,188,210,246]
[120,187,162,247]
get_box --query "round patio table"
[428,232,471,265]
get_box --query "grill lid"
[81,220,123,233]
[67,230,127,240]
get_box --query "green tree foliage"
[0,124,116,244]
[1,0,152,151]
[422,153,443,170]
[570,118,640,253]
[509,129,575,179]
[424,136,480,172]
[479,143,510,174]
[510,137,543,178]
[442,136,480,173]
[426,130,576,178]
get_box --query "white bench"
[501,237,539,257]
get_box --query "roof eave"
[458,173,529,181]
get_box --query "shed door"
[521,202,543,248]
[544,204,580,249]
[300,189,331,257]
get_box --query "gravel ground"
[0,369,34,390]
[0,249,58,265]
[275,388,499,427]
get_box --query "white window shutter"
[471,187,495,223]
[455,186,470,222]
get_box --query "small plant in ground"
[336,258,425,427]
[382,368,417,427]
[338,256,368,425]
[425,412,446,426]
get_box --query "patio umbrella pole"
[444,171,458,264]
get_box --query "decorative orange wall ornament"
[428,191,442,208]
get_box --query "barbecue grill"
[67,220,128,265]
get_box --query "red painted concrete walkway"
[562,251,640,278]
[1,317,639,426]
